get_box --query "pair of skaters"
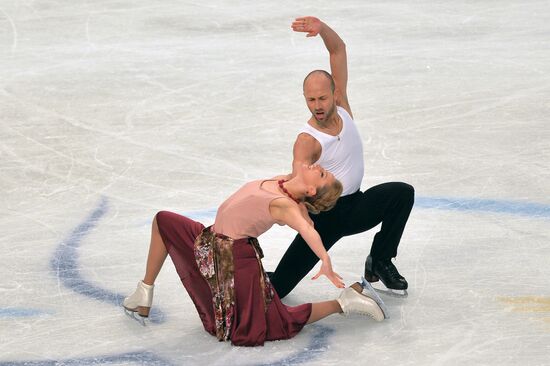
[123,16,414,346]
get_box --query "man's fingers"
[291,24,308,33]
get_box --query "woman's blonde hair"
[303,179,343,214]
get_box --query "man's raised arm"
[292,17,351,116]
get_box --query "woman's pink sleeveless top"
[213,180,287,239]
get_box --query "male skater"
[270,16,415,298]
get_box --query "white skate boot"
[336,287,385,321]
[123,281,154,320]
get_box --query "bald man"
[270,17,415,298]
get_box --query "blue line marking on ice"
[183,196,550,222]
[0,308,52,318]
[415,196,550,219]
[0,351,173,366]
[49,196,165,324]
[256,325,335,366]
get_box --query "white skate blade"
[361,277,408,298]
[124,307,147,326]
[374,287,408,298]
[360,277,390,319]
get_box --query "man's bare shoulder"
[293,132,322,164]
[294,132,321,152]
[296,131,319,144]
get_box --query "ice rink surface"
[1,0,549,365]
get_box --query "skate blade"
[360,277,390,319]
[374,287,408,298]
[361,277,408,298]
[124,307,147,326]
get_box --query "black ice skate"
[364,255,408,298]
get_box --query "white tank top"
[300,106,364,196]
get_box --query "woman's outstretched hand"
[312,257,345,288]
[291,16,322,37]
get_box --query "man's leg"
[344,182,415,289]
[344,182,414,257]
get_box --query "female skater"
[123,164,384,346]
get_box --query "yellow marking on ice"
[498,296,550,330]
[499,297,550,305]
[506,305,550,313]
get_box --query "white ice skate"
[123,280,154,326]
[336,287,385,321]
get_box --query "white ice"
[1,0,549,365]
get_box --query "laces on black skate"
[364,256,409,298]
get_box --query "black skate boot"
[364,255,408,297]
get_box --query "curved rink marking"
[2,195,549,365]
[1,197,332,366]
[48,196,166,324]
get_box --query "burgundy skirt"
[155,210,312,346]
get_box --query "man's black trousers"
[270,182,415,298]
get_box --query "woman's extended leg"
[123,215,167,317]
[143,215,167,285]
[307,300,342,324]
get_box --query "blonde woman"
[123,164,384,346]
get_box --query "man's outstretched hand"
[291,16,322,37]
